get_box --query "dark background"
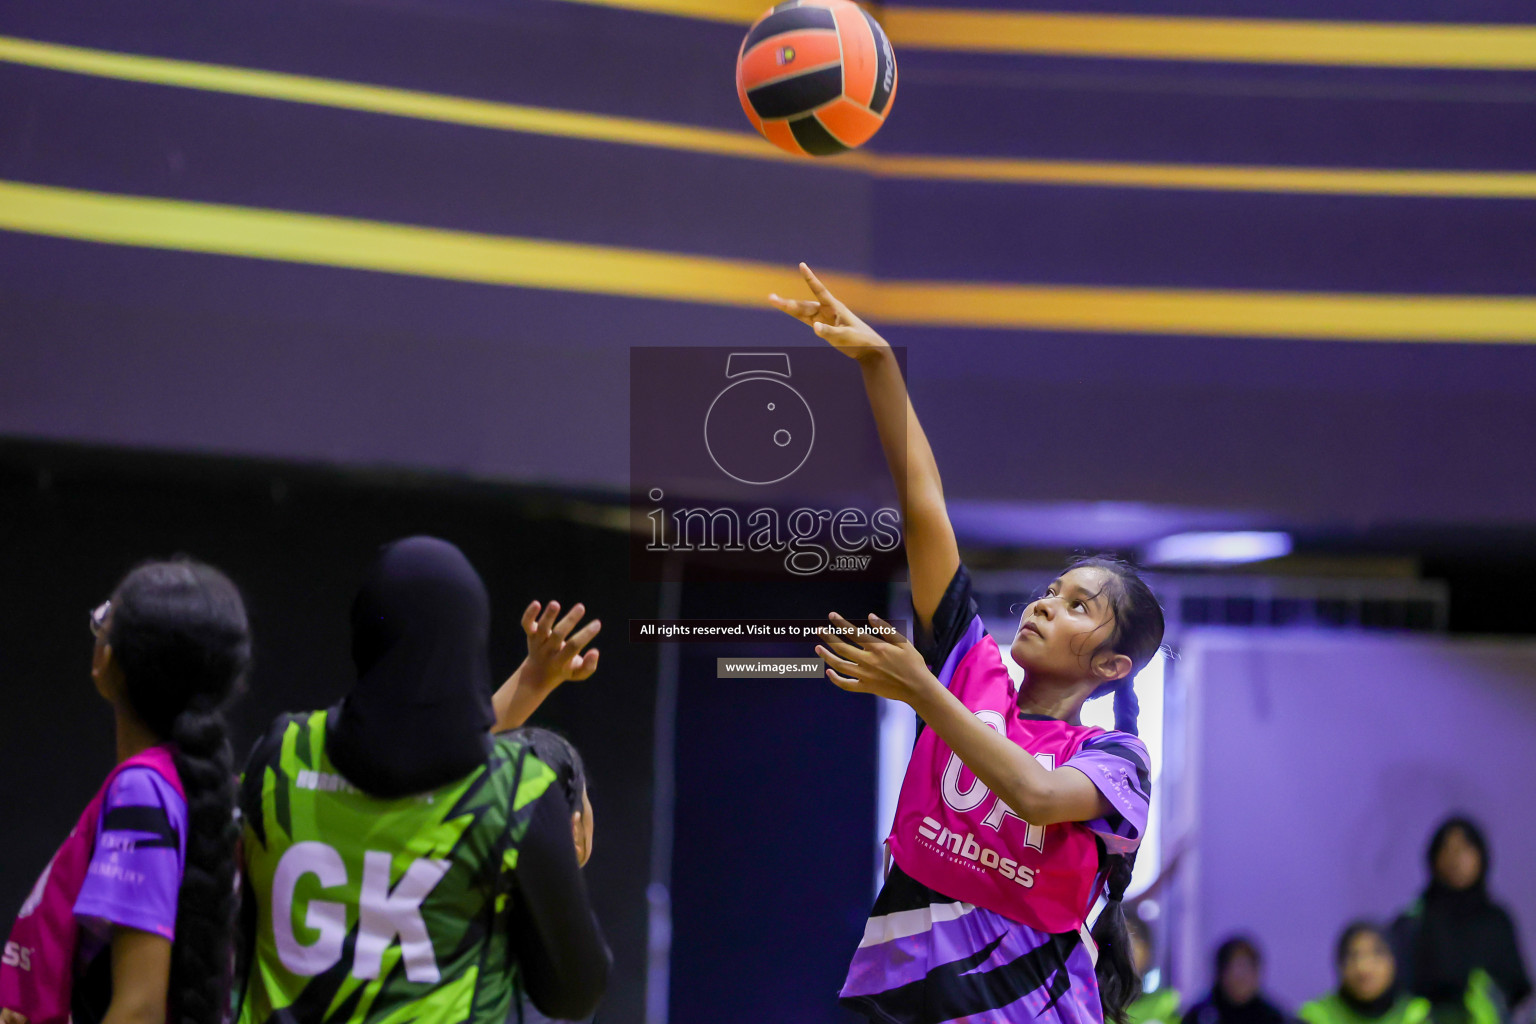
[0,438,883,1024]
[0,440,662,1014]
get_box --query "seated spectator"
[1391,817,1531,1024]
[1185,936,1289,1024]
[1127,910,1181,1024]
[1301,922,1429,1024]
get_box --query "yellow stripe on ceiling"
[0,180,798,306]
[4,36,1535,200]
[545,0,1536,70]
[873,280,1536,341]
[3,181,1533,342]
[868,156,1536,199]
[0,36,778,162]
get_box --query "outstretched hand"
[521,600,600,692]
[769,263,890,361]
[815,612,938,706]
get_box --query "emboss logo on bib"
[916,817,1037,887]
[2,941,34,972]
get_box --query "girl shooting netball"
[773,264,1163,1024]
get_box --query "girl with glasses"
[2,559,251,1024]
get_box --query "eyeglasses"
[89,600,112,639]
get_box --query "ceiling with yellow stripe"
[1,0,1534,535]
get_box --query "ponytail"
[1112,677,1140,737]
[1096,671,1144,1022]
[1092,851,1141,1024]
[109,558,251,1024]
[167,706,240,1024]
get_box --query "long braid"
[1092,851,1142,1024]
[1088,676,1143,1023]
[167,706,239,1024]
[109,559,250,1024]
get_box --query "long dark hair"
[108,558,251,1024]
[1067,555,1165,1024]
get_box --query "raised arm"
[770,264,960,629]
[492,601,600,732]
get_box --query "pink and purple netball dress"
[840,565,1150,1024]
[1,746,186,1024]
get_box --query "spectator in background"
[1127,911,1181,1024]
[1301,922,1429,1024]
[1391,817,1531,1024]
[1184,936,1290,1024]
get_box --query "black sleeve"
[507,786,611,1020]
[1182,994,1215,1024]
[1388,908,1421,995]
[914,561,981,673]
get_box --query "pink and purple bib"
[887,623,1128,934]
[1,746,185,1024]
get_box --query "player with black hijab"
[237,536,610,1024]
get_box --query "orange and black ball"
[736,0,898,157]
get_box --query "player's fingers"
[812,322,859,345]
[570,649,600,680]
[821,613,866,645]
[864,613,905,645]
[535,600,561,635]
[801,263,854,318]
[814,642,861,674]
[521,601,541,632]
[800,262,842,308]
[769,294,821,322]
[828,611,877,648]
[825,667,863,691]
[552,601,586,639]
[818,629,866,664]
[566,618,601,651]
